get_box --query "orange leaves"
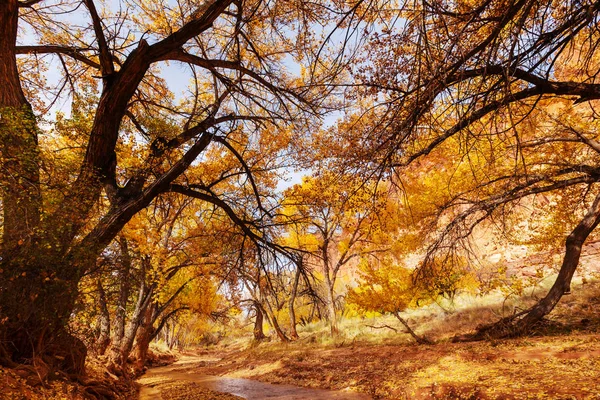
[347,258,416,315]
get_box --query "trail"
[137,355,371,400]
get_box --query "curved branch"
[394,87,543,167]
[168,184,266,244]
[162,49,307,106]
[422,171,600,270]
[15,45,100,69]
[213,135,271,217]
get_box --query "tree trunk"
[0,253,86,374]
[520,193,600,326]
[321,241,339,336]
[469,193,600,340]
[0,0,229,376]
[167,323,177,350]
[0,0,41,250]
[288,265,301,340]
[260,300,289,342]
[132,303,157,374]
[95,279,111,355]
[108,275,153,371]
[111,237,132,349]
[0,0,73,373]
[323,277,339,336]
[118,291,151,365]
[270,314,290,342]
[253,302,267,341]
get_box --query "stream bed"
[138,356,371,400]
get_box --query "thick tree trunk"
[0,0,72,372]
[132,303,157,374]
[0,0,41,250]
[468,193,600,340]
[0,264,87,373]
[111,237,132,348]
[253,302,267,341]
[95,280,112,355]
[0,0,229,376]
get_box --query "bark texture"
[95,280,112,355]
[253,302,267,341]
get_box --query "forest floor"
[162,280,600,399]
[179,332,600,399]
[2,280,600,399]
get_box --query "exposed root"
[78,373,133,399]
[83,385,118,400]
[452,310,569,342]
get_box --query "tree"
[331,0,600,337]
[0,0,336,373]
[348,258,431,344]
[281,172,388,335]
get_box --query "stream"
[137,355,371,400]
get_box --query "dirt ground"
[174,282,600,399]
[185,332,600,399]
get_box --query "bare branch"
[83,0,115,78]
[15,45,100,69]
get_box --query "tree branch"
[15,45,100,69]
[83,0,115,78]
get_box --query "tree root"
[452,314,525,342]
[81,380,122,400]
[451,310,567,342]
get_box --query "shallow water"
[138,356,371,400]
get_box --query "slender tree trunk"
[96,280,111,355]
[321,241,339,336]
[392,312,431,344]
[119,289,152,365]
[260,300,289,342]
[519,193,600,328]
[164,322,171,347]
[270,314,289,342]
[322,264,338,336]
[168,323,177,350]
[288,265,301,340]
[325,285,338,336]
